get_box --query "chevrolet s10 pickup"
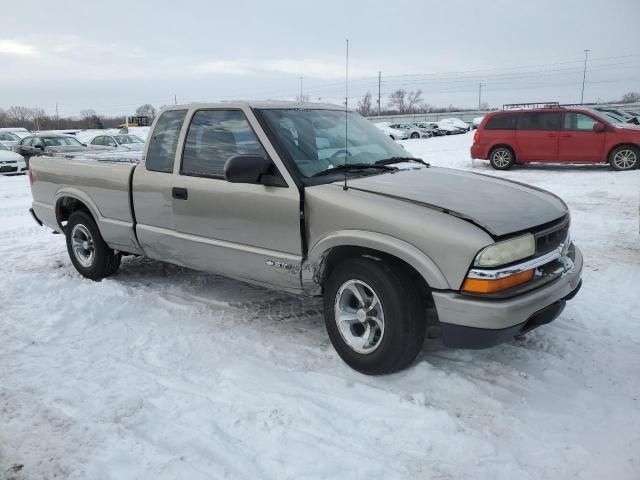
[29,102,582,374]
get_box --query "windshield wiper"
[311,163,398,178]
[375,157,430,167]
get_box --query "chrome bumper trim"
[468,241,571,280]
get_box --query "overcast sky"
[2,0,639,117]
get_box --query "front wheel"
[489,147,515,170]
[609,146,639,171]
[323,257,425,375]
[65,211,121,280]
[410,132,420,139]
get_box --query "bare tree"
[80,109,97,119]
[357,92,373,116]
[387,89,407,113]
[406,89,423,113]
[621,92,640,104]
[135,104,157,119]
[6,106,34,124]
[388,89,423,114]
[479,101,490,110]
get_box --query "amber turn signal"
[462,269,534,294]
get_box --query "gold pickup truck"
[28,101,582,374]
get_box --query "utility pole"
[174,94,177,105]
[478,83,483,110]
[377,71,381,116]
[299,76,303,102]
[55,103,60,129]
[580,49,590,104]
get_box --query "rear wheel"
[410,132,420,139]
[609,146,639,171]
[489,147,515,170]
[65,211,121,280]
[323,257,425,375]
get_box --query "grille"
[535,219,569,255]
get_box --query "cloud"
[195,60,253,75]
[195,58,370,79]
[0,40,37,56]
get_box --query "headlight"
[474,234,535,267]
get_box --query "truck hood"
[339,166,567,237]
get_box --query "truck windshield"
[258,109,411,178]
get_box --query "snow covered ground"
[1,133,639,479]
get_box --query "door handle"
[546,133,557,137]
[172,187,188,200]
[560,134,571,138]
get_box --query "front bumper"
[432,245,583,349]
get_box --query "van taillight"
[473,130,480,144]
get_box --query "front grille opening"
[535,220,569,256]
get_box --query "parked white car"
[0,131,22,149]
[388,123,431,139]
[436,121,463,135]
[86,134,146,151]
[472,116,484,129]
[439,118,470,132]
[0,143,26,175]
[373,122,409,140]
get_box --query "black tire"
[410,132,420,139]
[65,211,121,281]
[608,145,639,171]
[489,147,515,170]
[323,257,425,375]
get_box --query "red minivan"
[471,107,640,171]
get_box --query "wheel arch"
[54,188,103,234]
[302,230,450,296]
[605,142,640,162]
[489,143,517,160]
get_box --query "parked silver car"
[86,134,146,151]
[14,133,89,167]
[29,101,582,374]
[414,121,445,136]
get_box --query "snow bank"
[1,133,639,479]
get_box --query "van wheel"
[609,146,639,171]
[65,211,121,281]
[489,147,515,170]
[410,132,420,139]
[323,257,425,375]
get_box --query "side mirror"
[593,122,606,132]
[82,143,88,147]
[34,144,44,150]
[224,155,285,187]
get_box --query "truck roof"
[161,100,347,111]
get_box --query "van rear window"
[485,114,516,130]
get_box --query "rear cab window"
[180,109,268,178]
[146,109,188,173]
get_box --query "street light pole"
[580,49,590,104]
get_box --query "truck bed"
[30,153,142,254]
